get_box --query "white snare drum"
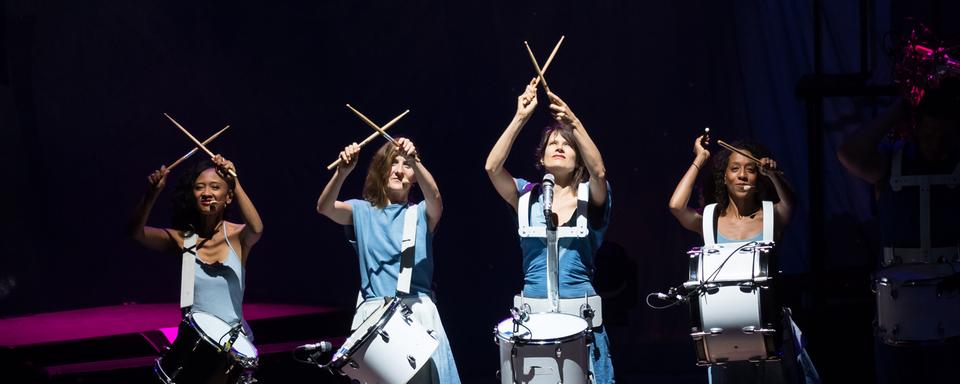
[875,262,960,345]
[328,297,439,384]
[683,242,781,365]
[155,311,258,384]
[495,312,592,384]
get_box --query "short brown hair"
[362,140,404,208]
[534,122,588,183]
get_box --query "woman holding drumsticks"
[129,153,263,383]
[485,78,616,383]
[316,136,461,384]
[668,133,819,384]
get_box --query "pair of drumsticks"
[325,37,568,169]
[701,127,783,175]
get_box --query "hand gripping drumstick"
[326,109,411,170]
[166,125,231,171]
[163,113,238,178]
[344,104,420,163]
[717,139,784,176]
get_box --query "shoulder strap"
[396,204,418,295]
[702,203,718,246]
[180,232,198,309]
[762,200,774,243]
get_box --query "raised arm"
[668,135,710,234]
[837,98,906,183]
[213,156,263,259]
[128,166,179,253]
[316,143,358,225]
[759,157,796,234]
[485,78,539,211]
[396,138,442,233]
[546,91,607,205]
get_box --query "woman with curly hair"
[128,155,263,381]
[668,135,819,383]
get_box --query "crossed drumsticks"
[161,113,235,177]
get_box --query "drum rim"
[185,311,259,368]
[328,297,404,369]
[495,312,591,345]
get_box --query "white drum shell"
[687,243,780,364]
[336,301,439,384]
[875,263,960,345]
[495,312,591,384]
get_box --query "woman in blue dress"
[129,156,264,380]
[485,78,615,383]
[668,135,819,384]
[316,137,460,384]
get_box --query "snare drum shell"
[686,244,782,364]
[875,263,960,345]
[155,312,256,384]
[337,301,440,384]
[495,313,592,384]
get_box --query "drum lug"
[427,329,437,340]
[691,327,723,339]
[407,355,417,368]
[702,283,720,295]
[378,329,390,342]
[348,359,359,369]
[742,326,776,335]
[555,346,563,359]
[738,281,756,292]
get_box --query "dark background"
[1,0,957,382]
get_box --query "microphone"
[509,307,529,324]
[294,341,334,364]
[541,174,556,228]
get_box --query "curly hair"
[170,160,236,232]
[534,122,588,184]
[711,141,777,216]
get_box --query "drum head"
[497,312,588,342]
[190,312,256,358]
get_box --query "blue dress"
[190,224,246,329]
[346,199,461,384]
[514,178,616,383]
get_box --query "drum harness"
[882,148,960,266]
[513,178,603,329]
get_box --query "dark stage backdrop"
[2,0,955,381]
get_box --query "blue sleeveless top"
[190,224,245,325]
[515,178,612,298]
[347,199,434,299]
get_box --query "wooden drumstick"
[717,139,783,175]
[535,35,564,86]
[523,41,551,94]
[326,110,410,170]
[167,125,231,171]
[345,104,420,163]
[163,113,238,178]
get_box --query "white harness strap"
[884,149,960,264]
[396,204,419,295]
[701,201,774,244]
[702,203,718,246]
[517,181,589,239]
[762,201,774,243]
[180,233,198,309]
